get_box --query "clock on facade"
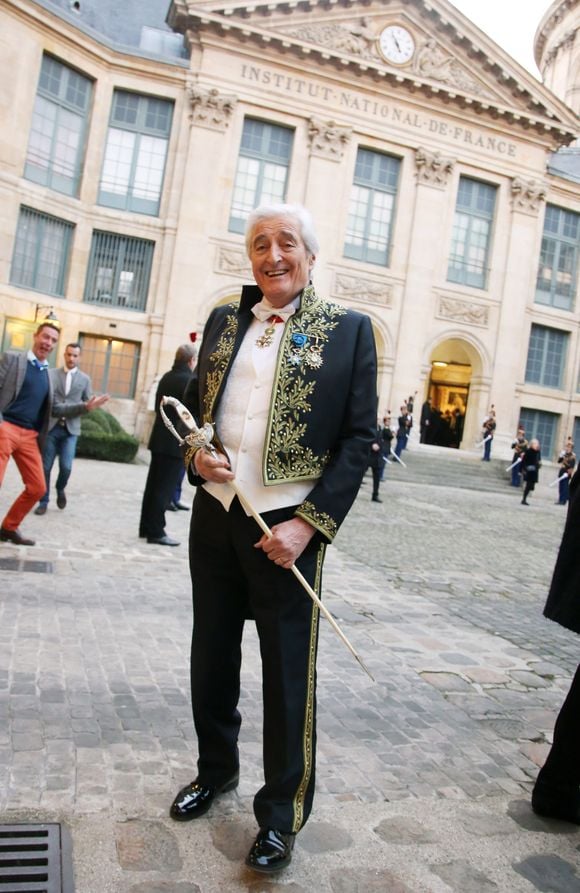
[378,25,415,65]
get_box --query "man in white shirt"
[34,342,108,515]
[169,204,377,874]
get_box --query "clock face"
[378,25,415,65]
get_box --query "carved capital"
[333,272,392,306]
[187,82,237,130]
[308,118,352,160]
[437,296,489,327]
[415,147,455,187]
[510,177,547,214]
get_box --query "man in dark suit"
[168,203,377,874]
[34,342,108,515]
[138,343,197,546]
[0,320,60,545]
[532,468,580,824]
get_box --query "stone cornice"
[167,0,580,144]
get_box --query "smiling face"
[248,215,315,309]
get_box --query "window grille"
[84,231,154,311]
[344,148,400,266]
[10,206,74,296]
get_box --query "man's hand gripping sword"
[160,395,374,681]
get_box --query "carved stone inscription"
[240,65,518,158]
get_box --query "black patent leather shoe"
[245,828,295,873]
[169,774,239,821]
[532,778,580,824]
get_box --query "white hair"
[244,203,320,258]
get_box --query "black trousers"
[189,488,325,833]
[139,452,184,538]
[539,662,580,786]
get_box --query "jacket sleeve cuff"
[295,500,338,543]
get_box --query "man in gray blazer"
[35,342,108,515]
[0,320,60,545]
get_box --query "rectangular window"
[536,204,579,311]
[573,418,580,450]
[10,206,74,296]
[447,177,496,289]
[344,148,400,266]
[24,54,92,196]
[525,324,568,389]
[519,408,559,459]
[98,90,173,216]
[229,119,293,233]
[79,334,140,398]
[84,231,154,312]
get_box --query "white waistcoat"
[203,314,312,515]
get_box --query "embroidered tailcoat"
[183,285,377,540]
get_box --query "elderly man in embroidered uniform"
[169,203,377,873]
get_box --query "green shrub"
[77,409,139,463]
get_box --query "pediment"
[168,0,580,143]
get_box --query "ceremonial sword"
[159,395,374,681]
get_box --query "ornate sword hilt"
[160,396,217,457]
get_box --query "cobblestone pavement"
[1,451,579,892]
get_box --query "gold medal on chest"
[256,314,284,348]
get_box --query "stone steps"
[375,444,517,493]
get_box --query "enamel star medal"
[305,338,323,369]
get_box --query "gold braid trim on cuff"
[295,500,337,541]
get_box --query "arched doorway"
[422,338,478,449]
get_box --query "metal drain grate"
[0,824,74,892]
[0,559,53,574]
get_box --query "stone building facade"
[1,0,580,457]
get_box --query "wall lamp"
[34,304,58,323]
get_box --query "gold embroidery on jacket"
[264,288,346,483]
[295,500,338,541]
[292,541,325,832]
[203,309,238,424]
